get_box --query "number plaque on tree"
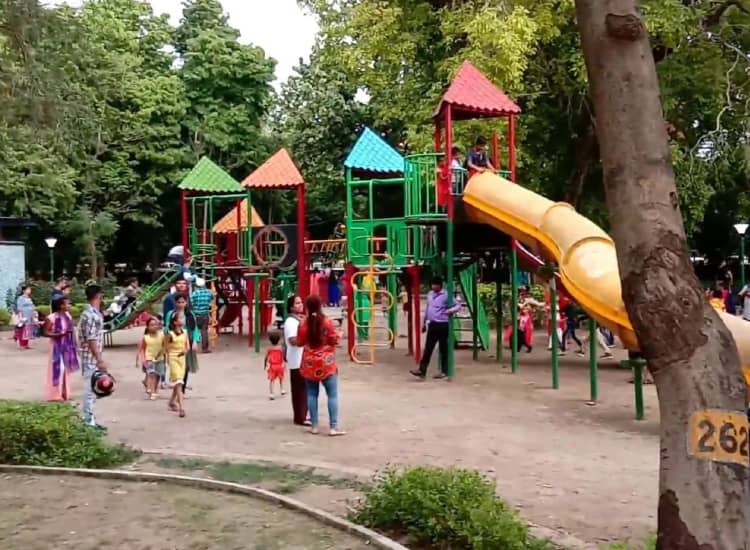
[688,409,750,467]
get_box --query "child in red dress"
[265,331,286,400]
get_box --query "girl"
[14,285,35,349]
[44,297,79,401]
[517,306,534,353]
[138,317,165,400]
[265,331,285,400]
[295,294,345,436]
[165,313,188,417]
[164,293,199,395]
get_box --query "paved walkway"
[0,327,659,544]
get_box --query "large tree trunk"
[574,1,749,548]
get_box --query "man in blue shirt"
[466,136,495,175]
[190,277,213,353]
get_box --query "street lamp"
[734,223,749,290]
[44,237,57,282]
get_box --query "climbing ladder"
[452,262,490,350]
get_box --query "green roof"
[178,157,243,192]
[344,128,404,173]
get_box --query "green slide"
[104,269,183,333]
[452,262,490,350]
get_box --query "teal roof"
[344,128,404,173]
[178,157,244,192]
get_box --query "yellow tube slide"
[462,171,750,368]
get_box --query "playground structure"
[340,60,750,413]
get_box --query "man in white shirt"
[284,295,309,425]
[739,284,750,320]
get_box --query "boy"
[466,136,495,175]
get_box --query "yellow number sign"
[688,409,749,467]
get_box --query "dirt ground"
[0,473,369,550]
[0,320,660,545]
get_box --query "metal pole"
[588,318,599,403]
[49,248,54,282]
[496,274,502,363]
[510,247,518,373]
[472,263,479,361]
[388,272,397,349]
[550,276,559,389]
[633,356,645,420]
[445,104,455,379]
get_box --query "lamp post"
[734,223,748,291]
[44,237,58,282]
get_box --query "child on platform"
[138,317,165,400]
[265,331,286,400]
[165,313,188,417]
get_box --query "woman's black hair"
[305,294,324,347]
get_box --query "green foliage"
[352,466,551,549]
[603,532,656,550]
[479,282,545,326]
[0,400,139,468]
[0,308,11,327]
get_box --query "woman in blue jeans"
[295,294,346,436]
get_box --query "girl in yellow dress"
[137,317,165,400]
[165,312,188,417]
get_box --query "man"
[78,284,107,431]
[167,244,185,266]
[466,136,495,175]
[50,277,69,312]
[410,276,461,380]
[190,277,213,353]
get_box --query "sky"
[45,0,320,88]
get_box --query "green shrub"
[351,466,551,549]
[69,304,84,320]
[479,283,546,328]
[36,305,51,319]
[0,400,139,468]
[0,308,10,327]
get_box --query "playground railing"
[404,153,446,219]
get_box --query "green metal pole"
[510,247,518,373]
[387,272,397,348]
[472,263,479,361]
[446,221,455,379]
[741,236,746,291]
[588,318,599,403]
[550,276,559,389]
[633,356,645,420]
[49,249,54,282]
[253,276,261,354]
[496,276,502,363]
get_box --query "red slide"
[219,303,242,328]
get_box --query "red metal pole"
[412,264,421,364]
[492,131,500,171]
[445,106,454,219]
[296,185,308,298]
[235,199,242,261]
[251,277,255,347]
[508,115,517,182]
[345,262,356,360]
[180,190,189,254]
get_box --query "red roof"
[242,149,304,189]
[434,61,521,120]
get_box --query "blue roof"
[344,128,404,173]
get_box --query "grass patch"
[603,533,656,550]
[0,400,139,468]
[155,457,365,494]
[351,466,553,550]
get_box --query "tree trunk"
[574,1,749,548]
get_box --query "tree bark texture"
[574,1,749,548]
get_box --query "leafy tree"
[63,208,119,277]
[274,52,371,230]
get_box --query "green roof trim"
[178,157,244,192]
[344,128,404,173]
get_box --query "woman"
[164,293,200,393]
[284,295,309,425]
[14,285,35,349]
[295,294,345,436]
[44,297,79,401]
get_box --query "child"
[709,289,726,311]
[518,306,533,352]
[138,317,165,400]
[165,312,188,417]
[265,331,285,400]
